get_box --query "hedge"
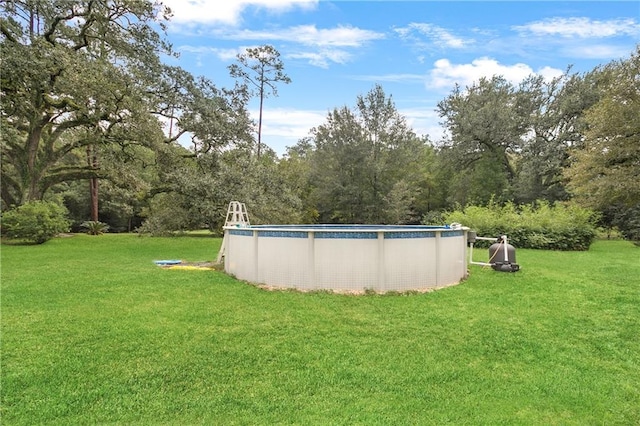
[440,201,598,251]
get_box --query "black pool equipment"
[468,232,520,272]
[488,236,520,272]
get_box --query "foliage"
[565,47,640,210]
[436,76,530,203]
[513,72,598,204]
[280,140,319,223]
[616,204,640,245]
[600,203,640,245]
[305,84,426,223]
[0,0,171,205]
[436,149,511,206]
[442,200,598,250]
[138,147,302,234]
[1,201,70,243]
[421,210,447,226]
[80,221,109,236]
[382,180,417,224]
[59,144,155,232]
[1,0,251,215]
[563,48,640,244]
[436,71,598,207]
[136,193,193,236]
[2,235,639,424]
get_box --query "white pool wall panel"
[223,225,468,292]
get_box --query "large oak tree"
[565,47,640,210]
[1,0,251,212]
[1,0,171,206]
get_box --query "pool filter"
[468,233,520,272]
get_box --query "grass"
[1,234,639,425]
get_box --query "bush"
[438,201,598,250]
[1,201,70,244]
[81,221,109,235]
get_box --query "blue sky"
[159,0,640,156]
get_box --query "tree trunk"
[89,177,99,221]
[25,125,44,203]
[87,146,99,221]
[257,80,265,158]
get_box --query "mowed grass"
[1,234,639,425]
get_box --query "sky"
[158,0,640,156]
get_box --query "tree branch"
[0,20,18,43]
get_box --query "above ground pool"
[222,224,469,293]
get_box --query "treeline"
[1,1,638,244]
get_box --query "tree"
[228,45,291,157]
[308,85,425,223]
[0,0,172,207]
[436,76,531,205]
[383,180,417,224]
[1,0,253,234]
[565,47,640,222]
[434,71,602,207]
[280,138,318,223]
[60,140,158,232]
[514,71,599,203]
[139,146,302,234]
[436,146,511,207]
[155,66,253,156]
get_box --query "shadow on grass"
[0,239,41,246]
[136,231,221,238]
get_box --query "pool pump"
[468,232,520,272]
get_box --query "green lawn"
[1,234,639,425]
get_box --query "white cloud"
[296,25,384,47]
[224,25,385,47]
[182,43,360,67]
[253,107,327,154]
[161,0,318,25]
[537,66,565,81]
[513,17,640,39]
[395,23,472,49]
[176,24,383,68]
[287,49,352,68]
[428,57,564,90]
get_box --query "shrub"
[1,201,70,244]
[81,221,109,235]
[439,201,598,250]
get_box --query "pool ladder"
[216,201,250,263]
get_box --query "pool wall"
[223,225,468,292]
